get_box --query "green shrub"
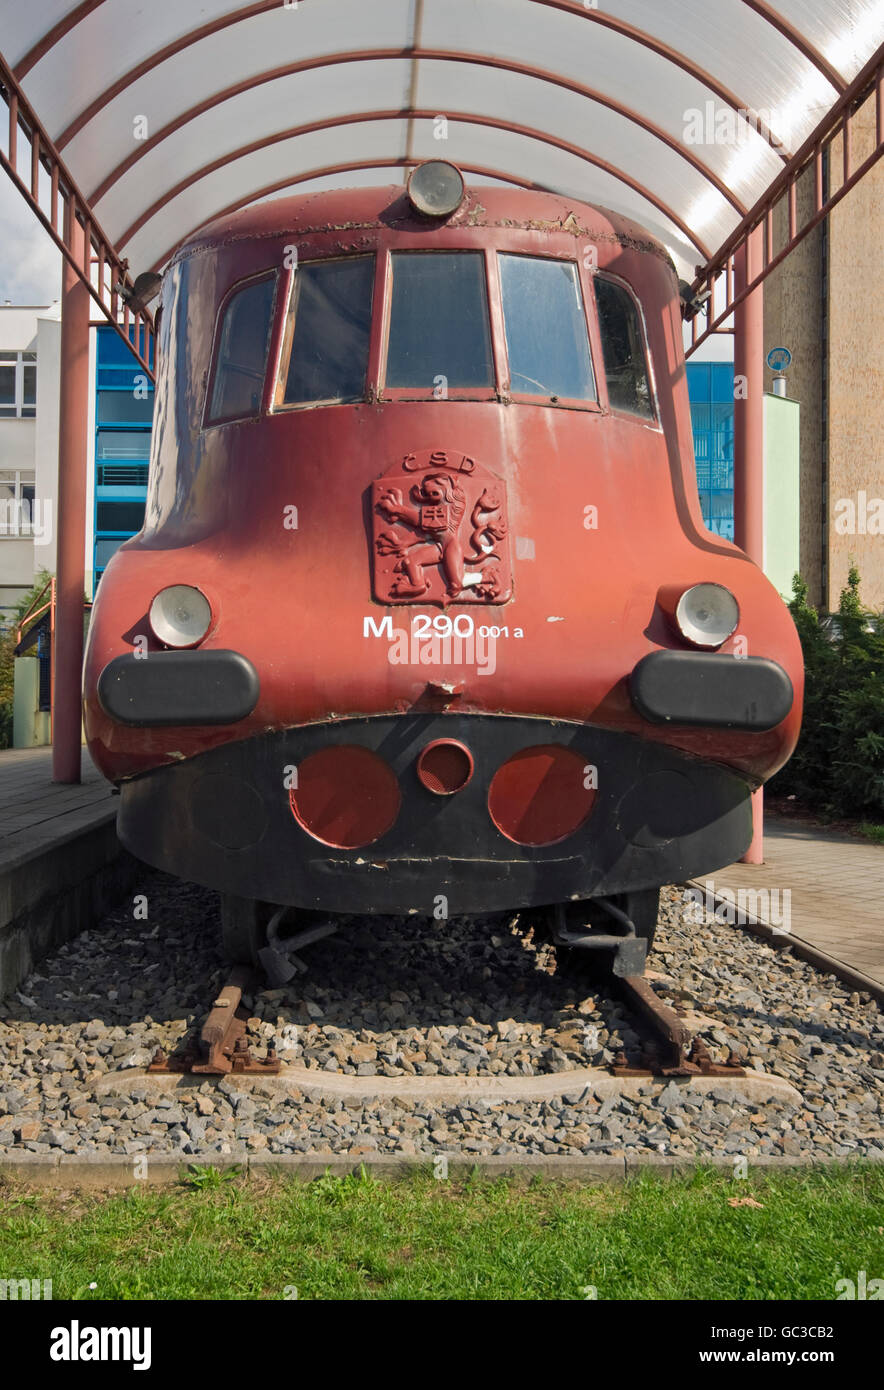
[771,567,884,818]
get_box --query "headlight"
[407,160,465,217]
[149,585,212,648]
[675,583,739,648]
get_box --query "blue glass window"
[686,361,735,539]
[96,391,154,424]
[93,326,153,590]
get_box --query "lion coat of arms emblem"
[371,449,513,606]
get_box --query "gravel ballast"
[0,876,881,1163]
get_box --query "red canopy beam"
[686,43,884,358]
[53,219,90,784]
[733,226,766,863]
[86,48,747,217]
[16,0,847,109]
[740,0,846,92]
[48,0,793,161]
[0,50,155,377]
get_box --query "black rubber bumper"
[116,713,754,916]
[98,650,259,727]
[630,652,793,730]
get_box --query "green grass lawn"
[1,1164,882,1301]
[859,823,884,845]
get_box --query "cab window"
[280,256,374,406]
[386,252,493,390]
[206,273,276,424]
[594,276,654,418]
[499,254,596,402]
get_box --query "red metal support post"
[733,224,765,862]
[53,219,90,783]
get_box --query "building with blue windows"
[686,360,735,541]
[93,326,153,590]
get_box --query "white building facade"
[0,303,96,628]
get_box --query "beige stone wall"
[764,91,884,613]
[827,95,884,611]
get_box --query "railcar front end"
[83,172,803,970]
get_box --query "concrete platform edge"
[0,820,141,1000]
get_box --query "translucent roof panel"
[3,0,880,279]
[123,119,411,272]
[93,60,414,240]
[774,0,884,78]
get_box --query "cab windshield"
[207,249,655,420]
[594,276,654,418]
[280,256,374,406]
[499,254,596,402]
[385,251,494,391]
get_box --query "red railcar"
[83,162,803,973]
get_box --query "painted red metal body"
[82,182,803,913]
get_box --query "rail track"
[4,879,881,1163]
[145,960,746,1083]
[611,975,745,1078]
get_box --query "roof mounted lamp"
[407,160,465,218]
[115,270,164,313]
[678,279,712,322]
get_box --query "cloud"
[0,175,62,304]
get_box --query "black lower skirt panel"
[116,713,752,915]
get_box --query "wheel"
[219,894,270,965]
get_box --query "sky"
[0,172,61,305]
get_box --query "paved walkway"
[0,747,115,868]
[689,815,884,988]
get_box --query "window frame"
[96,387,154,426]
[203,269,279,429]
[496,251,602,414]
[379,248,500,403]
[0,469,37,537]
[272,253,377,413]
[591,270,659,424]
[0,350,37,419]
[197,242,663,425]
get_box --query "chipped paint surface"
[168,185,675,272]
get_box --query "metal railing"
[686,44,884,356]
[0,52,155,377]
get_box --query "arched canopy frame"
[1,0,881,369]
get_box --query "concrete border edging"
[1,1151,881,1188]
